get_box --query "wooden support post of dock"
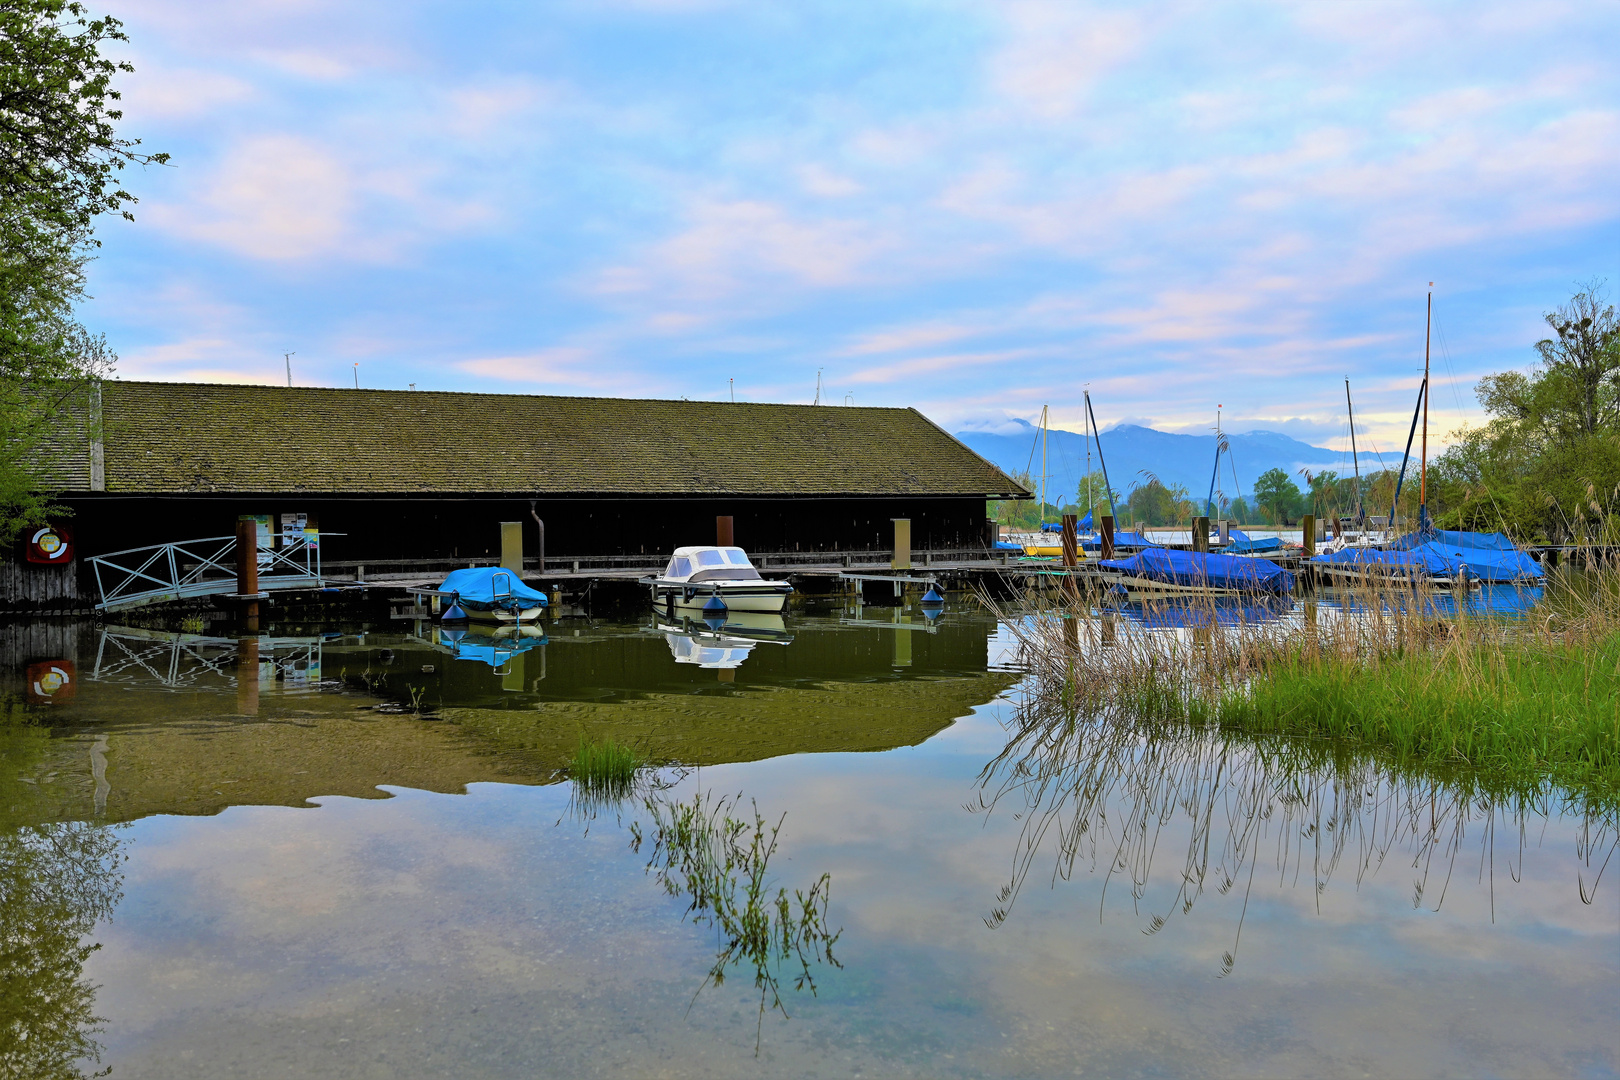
[1100,516,1115,560]
[500,521,523,573]
[235,516,259,597]
[1218,519,1230,545]
[891,518,911,570]
[1060,514,1079,568]
[1302,514,1316,557]
[1193,516,1210,553]
[716,515,734,547]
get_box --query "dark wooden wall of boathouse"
[56,493,996,563]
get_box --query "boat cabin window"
[668,556,692,578]
[696,549,726,567]
[724,548,751,566]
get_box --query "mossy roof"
[69,381,1027,497]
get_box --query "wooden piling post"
[1100,516,1115,560]
[1060,513,1079,568]
[235,516,259,597]
[499,521,523,572]
[1193,516,1210,554]
[1302,514,1316,557]
[716,515,734,547]
[891,518,911,570]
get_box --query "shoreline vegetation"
[990,564,1620,808]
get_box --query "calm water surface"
[2,605,1615,1078]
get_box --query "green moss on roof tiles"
[82,382,1027,497]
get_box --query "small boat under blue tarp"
[1221,529,1287,555]
[438,567,549,622]
[1311,529,1543,586]
[1080,531,1161,552]
[1310,546,1446,585]
[1391,529,1544,583]
[1097,549,1295,596]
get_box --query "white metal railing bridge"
[88,533,328,612]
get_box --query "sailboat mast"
[1041,404,1049,525]
[1345,379,1362,521]
[1419,284,1432,517]
[1085,397,1093,517]
[1084,392,1116,528]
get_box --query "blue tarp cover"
[993,540,1023,550]
[438,567,549,610]
[1392,529,1543,583]
[1309,547,1444,574]
[1081,531,1161,550]
[1098,549,1295,593]
[1223,529,1286,554]
[1311,530,1543,583]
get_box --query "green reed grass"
[989,558,1620,802]
[1208,630,1620,794]
[568,736,644,793]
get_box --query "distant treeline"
[992,283,1619,541]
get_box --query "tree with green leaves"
[0,0,166,552]
[1252,468,1302,526]
[1429,282,1620,541]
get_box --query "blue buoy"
[704,615,727,632]
[702,593,728,616]
[442,602,467,621]
[920,586,944,605]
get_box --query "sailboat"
[1320,379,1381,554]
[1310,287,1543,587]
[1020,405,1068,557]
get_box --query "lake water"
[3,606,1615,1078]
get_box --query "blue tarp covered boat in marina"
[1310,529,1542,585]
[1391,529,1544,583]
[438,567,549,619]
[1221,529,1287,555]
[1098,548,1295,595]
[1080,531,1161,551]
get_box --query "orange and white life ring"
[26,524,73,563]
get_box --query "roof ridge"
[104,379,915,411]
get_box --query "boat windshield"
[696,549,727,567]
[724,548,751,566]
[666,556,693,578]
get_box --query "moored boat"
[647,546,793,613]
[437,567,549,622]
[1095,549,1295,598]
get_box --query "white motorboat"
[646,546,793,613]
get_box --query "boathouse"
[35,382,1026,572]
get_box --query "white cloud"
[145,135,357,261]
[985,2,1147,119]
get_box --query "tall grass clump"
[1215,627,1619,792]
[567,736,645,797]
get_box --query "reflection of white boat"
[655,611,792,669]
[645,546,793,613]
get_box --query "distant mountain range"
[955,420,1355,506]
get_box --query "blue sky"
[91,0,1619,455]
